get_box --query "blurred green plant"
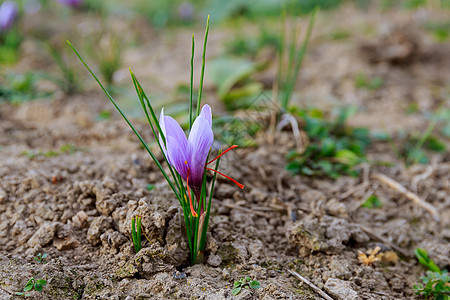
[84,29,123,88]
[208,56,265,110]
[354,72,384,90]
[208,0,339,22]
[96,110,112,120]
[277,7,317,111]
[425,21,450,42]
[135,0,199,29]
[232,276,261,296]
[225,24,280,58]
[213,115,262,147]
[0,72,51,103]
[400,110,447,166]
[402,0,427,9]
[413,248,449,299]
[46,42,81,95]
[329,28,351,41]
[361,194,383,209]
[0,29,22,64]
[21,143,82,160]
[286,106,370,179]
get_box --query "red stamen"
[186,170,198,217]
[205,167,244,189]
[206,145,238,165]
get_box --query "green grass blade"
[136,216,142,251]
[284,7,317,109]
[131,217,137,252]
[196,15,210,117]
[276,7,287,106]
[189,34,195,130]
[282,14,299,110]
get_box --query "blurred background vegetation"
[0,0,449,178]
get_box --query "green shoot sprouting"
[286,106,370,179]
[131,216,142,253]
[277,6,317,111]
[15,278,47,297]
[34,253,48,264]
[232,276,261,296]
[413,248,450,299]
[415,248,441,274]
[46,42,80,95]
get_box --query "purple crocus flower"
[57,0,83,7]
[160,105,213,197]
[160,104,243,216]
[0,1,18,32]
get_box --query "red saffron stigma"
[186,170,198,217]
[205,167,244,189]
[206,145,238,165]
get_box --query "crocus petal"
[199,104,212,126]
[166,136,189,180]
[57,0,83,7]
[159,108,190,178]
[163,115,188,157]
[159,108,168,158]
[0,1,18,31]
[187,115,213,190]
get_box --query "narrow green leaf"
[24,279,34,292]
[136,216,142,251]
[189,33,195,130]
[196,15,210,117]
[232,287,241,296]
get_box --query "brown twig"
[339,164,371,201]
[339,182,369,201]
[288,270,333,300]
[372,172,440,222]
[218,202,270,218]
[411,165,433,194]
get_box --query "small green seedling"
[15,277,47,297]
[413,248,450,299]
[415,248,441,274]
[361,194,383,209]
[354,73,384,90]
[34,253,48,264]
[286,106,370,179]
[232,276,261,296]
[131,216,142,253]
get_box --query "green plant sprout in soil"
[413,248,450,299]
[131,215,142,253]
[21,143,82,160]
[15,278,47,297]
[354,72,384,90]
[388,109,448,166]
[286,106,370,179]
[69,16,244,265]
[34,253,48,264]
[232,276,261,296]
